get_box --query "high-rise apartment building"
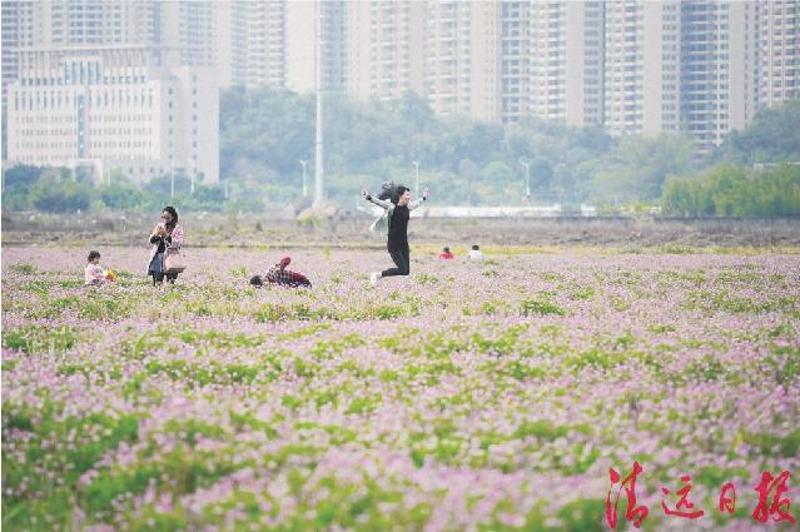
[756,0,800,109]
[425,0,501,122]
[2,1,36,159]
[604,0,682,136]
[215,1,287,90]
[499,1,531,124]
[525,1,605,127]
[6,46,219,184]
[154,1,215,67]
[284,0,346,94]
[345,1,426,101]
[681,1,757,155]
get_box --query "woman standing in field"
[147,206,184,285]
[361,184,429,287]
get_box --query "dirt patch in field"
[2,212,799,249]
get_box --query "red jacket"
[265,257,312,287]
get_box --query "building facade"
[283,0,347,94]
[681,1,758,155]
[525,1,605,127]
[603,0,682,136]
[6,46,219,184]
[755,0,800,109]
[215,1,287,90]
[499,1,531,124]
[4,0,800,174]
[2,1,219,182]
[345,1,426,102]
[424,0,501,122]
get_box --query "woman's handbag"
[164,249,187,274]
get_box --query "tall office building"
[603,0,682,136]
[756,0,800,109]
[425,0,501,122]
[681,1,757,155]
[345,1,426,102]
[6,46,218,184]
[525,1,605,127]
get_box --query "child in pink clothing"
[84,250,106,286]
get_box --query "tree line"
[2,90,799,215]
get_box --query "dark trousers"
[382,247,410,277]
[152,272,177,285]
[149,252,177,285]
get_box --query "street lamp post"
[519,158,531,199]
[313,1,325,208]
[299,159,309,197]
[412,161,420,192]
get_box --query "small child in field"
[85,250,116,286]
[250,256,312,288]
[85,250,105,286]
[439,246,455,260]
[468,244,484,261]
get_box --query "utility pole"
[412,161,420,192]
[299,159,309,197]
[313,0,325,208]
[520,158,531,199]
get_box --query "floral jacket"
[146,223,183,272]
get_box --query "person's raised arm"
[149,223,165,244]
[362,189,392,210]
[409,186,430,211]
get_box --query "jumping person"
[361,184,429,287]
[147,206,184,285]
[250,256,312,288]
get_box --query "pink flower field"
[2,246,799,530]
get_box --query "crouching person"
[250,256,312,288]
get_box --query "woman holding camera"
[147,205,184,285]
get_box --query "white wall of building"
[6,48,218,184]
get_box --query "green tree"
[714,99,800,165]
[29,177,94,213]
[592,134,696,202]
[661,163,800,217]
